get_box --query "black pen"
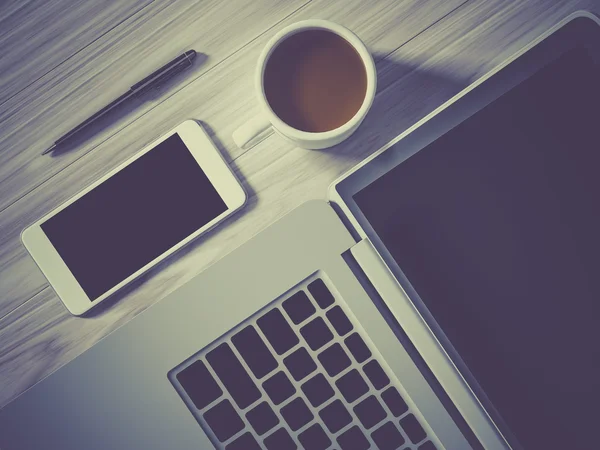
[42,50,197,155]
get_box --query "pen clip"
[131,53,194,92]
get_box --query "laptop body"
[1,10,598,450]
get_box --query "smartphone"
[22,120,247,315]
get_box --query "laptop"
[1,11,599,450]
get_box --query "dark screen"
[42,133,227,301]
[354,47,600,450]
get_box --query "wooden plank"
[0,0,155,105]
[2,0,596,409]
[0,0,467,320]
[0,0,311,214]
[0,0,312,320]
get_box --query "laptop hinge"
[349,237,411,309]
[348,237,511,450]
[347,237,438,356]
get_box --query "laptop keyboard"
[169,275,437,450]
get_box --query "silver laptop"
[1,11,599,450]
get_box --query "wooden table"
[0,0,597,410]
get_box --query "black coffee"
[264,29,367,133]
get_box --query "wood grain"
[0,0,467,319]
[0,0,312,214]
[2,0,597,409]
[0,0,313,320]
[0,0,155,106]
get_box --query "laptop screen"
[354,45,600,449]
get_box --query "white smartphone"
[22,120,247,316]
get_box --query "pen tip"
[42,144,56,155]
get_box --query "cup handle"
[233,115,272,149]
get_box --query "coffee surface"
[264,30,367,133]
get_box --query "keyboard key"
[337,425,370,450]
[354,395,387,429]
[344,333,371,363]
[318,343,351,377]
[264,428,297,450]
[372,422,405,450]
[246,401,279,435]
[299,423,331,450]
[281,397,313,431]
[381,387,408,417]
[326,306,353,336]
[232,325,278,379]
[308,278,334,309]
[283,291,316,324]
[335,369,369,403]
[257,308,299,355]
[400,413,427,444]
[319,399,352,433]
[206,343,261,409]
[363,360,390,390]
[263,371,296,405]
[284,347,317,381]
[203,399,244,442]
[302,373,334,407]
[226,432,261,450]
[300,317,333,351]
[176,360,222,410]
[418,441,437,450]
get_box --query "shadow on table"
[322,53,470,165]
[50,53,208,157]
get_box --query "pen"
[42,50,197,155]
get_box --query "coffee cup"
[233,20,377,150]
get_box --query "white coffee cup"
[233,19,377,150]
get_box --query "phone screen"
[41,133,227,301]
